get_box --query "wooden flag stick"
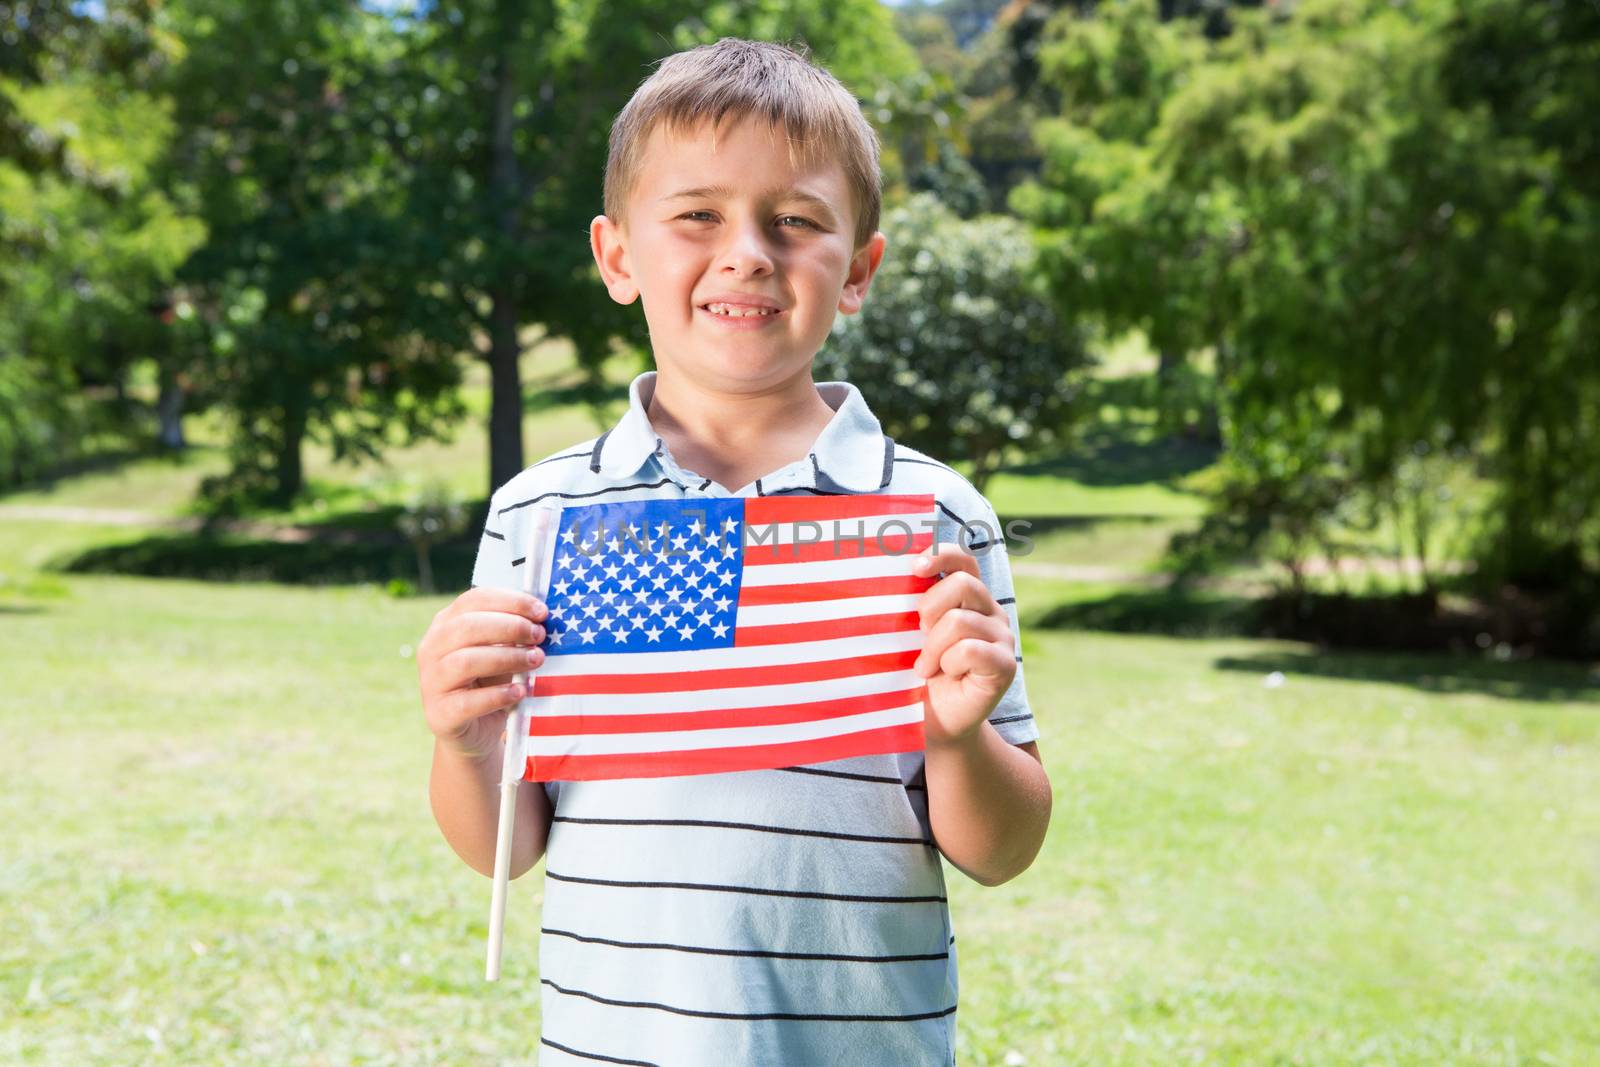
[486,505,558,981]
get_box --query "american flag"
[515,493,939,781]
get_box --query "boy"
[417,38,1051,1066]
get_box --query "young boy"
[417,38,1051,1066]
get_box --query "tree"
[0,0,204,485]
[1021,0,1600,601]
[388,0,925,495]
[163,0,465,507]
[816,192,1090,491]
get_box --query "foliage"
[817,192,1091,491]
[0,0,205,487]
[161,0,468,509]
[1019,0,1600,597]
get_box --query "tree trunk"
[272,394,307,507]
[156,366,186,450]
[486,3,524,496]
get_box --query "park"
[2,1,1595,1064]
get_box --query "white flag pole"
[486,504,558,982]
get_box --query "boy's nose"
[718,222,775,276]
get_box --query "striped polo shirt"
[471,371,1040,1067]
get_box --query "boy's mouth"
[699,302,784,319]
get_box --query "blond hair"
[603,38,882,251]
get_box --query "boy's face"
[591,117,886,395]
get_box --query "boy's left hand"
[911,544,1017,748]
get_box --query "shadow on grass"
[1035,587,1260,638]
[1213,650,1600,704]
[2,442,217,500]
[1003,428,1218,488]
[55,529,479,589]
[0,604,48,615]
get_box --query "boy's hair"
[604,37,882,251]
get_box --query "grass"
[2,346,1595,1064]
[1,573,1595,1064]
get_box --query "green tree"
[163,0,465,507]
[388,0,923,495]
[816,192,1090,491]
[0,0,204,485]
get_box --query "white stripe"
[535,628,919,677]
[526,668,922,717]
[733,593,921,627]
[743,512,936,549]
[526,703,925,755]
[737,553,916,587]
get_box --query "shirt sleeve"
[470,491,518,591]
[935,495,1040,747]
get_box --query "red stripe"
[744,494,935,524]
[743,531,934,567]
[530,649,919,697]
[529,686,927,736]
[737,574,935,605]
[526,721,927,782]
[733,611,921,647]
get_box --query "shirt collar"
[591,370,891,493]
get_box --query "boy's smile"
[592,116,885,396]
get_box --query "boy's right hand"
[417,588,548,761]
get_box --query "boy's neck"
[645,366,837,491]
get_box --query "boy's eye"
[675,211,818,230]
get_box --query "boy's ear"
[591,214,639,305]
[837,231,887,316]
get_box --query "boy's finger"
[910,545,981,581]
[917,571,997,630]
[914,609,1011,677]
[439,644,547,692]
[446,610,545,651]
[442,587,547,622]
[443,680,527,734]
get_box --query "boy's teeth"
[706,303,777,317]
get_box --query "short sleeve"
[470,492,517,591]
[935,496,1039,747]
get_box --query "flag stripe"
[744,512,936,548]
[733,593,922,627]
[732,611,921,648]
[527,721,927,782]
[743,531,933,567]
[535,628,920,676]
[525,668,922,717]
[528,704,924,756]
[532,649,919,696]
[744,494,934,524]
[736,574,934,605]
[528,686,927,736]
[737,554,922,587]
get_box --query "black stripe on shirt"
[482,528,506,541]
[542,978,958,1023]
[545,870,947,904]
[989,713,1034,727]
[777,765,902,786]
[935,501,970,527]
[499,478,674,517]
[893,453,962,477]
[541,926,949,963]
[540,1036,659,1067]
[553,815,932,846]
[877,437,895,489]
[997,596,1016,605]
[589,429,613,473]
[536,449,594,469]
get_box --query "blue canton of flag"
[543,498,746,655]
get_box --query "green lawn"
[1,571,1594,1064]
[2,354,1595,1064]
